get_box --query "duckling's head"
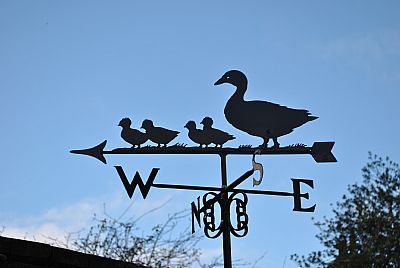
[200,117,213,127]
[214,70,248,89]
[184,121,196,130]
[118,118,132,128]
[141,119,154,130]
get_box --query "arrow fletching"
[311,142,337,163]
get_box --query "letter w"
[114,166,160,199]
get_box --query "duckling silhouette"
[184,121,211,147]
[200,117,235,148]
[141,119,179,147]
[214,70,318,148]
[118,118,148,148]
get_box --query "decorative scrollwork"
[229,192,249,237]
[202,192,223,239]
[196,191,249,239]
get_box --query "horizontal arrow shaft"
[107,146,312,156]
[71,141,336,163]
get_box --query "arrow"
[70,140,107,164]
[70,140,337,164]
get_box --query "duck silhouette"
[118,118,148,148]
[184,121,211,147]
[214,70,318,148]
[200,117,235,148]
[141,119,179,147]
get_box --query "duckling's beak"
[214,77,225,85]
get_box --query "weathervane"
[71,70,336,268]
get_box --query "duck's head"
[184,121,196,130]
[141,119,154,130]
[118,118,131,128]
[214,70,248,89]
[200,117,213,127]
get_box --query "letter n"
[191,196,201,234]
[114,166,159,199]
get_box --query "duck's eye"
[226,76,230,79]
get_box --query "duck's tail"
[308,116,318,122]
[228,134,235,140]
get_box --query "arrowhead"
[70,140,108,164]
[311,142,337,163]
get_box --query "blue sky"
[1,1,400,267]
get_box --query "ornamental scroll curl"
[200,192,249,239]
[229,192,249,237]
[202,192,223,239]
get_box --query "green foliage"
[291,153,400,267]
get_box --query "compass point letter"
[191,196,201,234]
[291,178,316,212]
[114,166,159,199]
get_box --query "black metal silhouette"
[140,119,179,147]
[71,140,108,164]
[71,141,335,268]
[197,191,249,239]
[115,166,159,199]
[229,192,249,238]
[200,117,235,148]
[71,140,336,164]
[214,70,318,148]
[71,69,337,268]
[118,118,148,148]
[201,192,223,239]
[184,121,211,147]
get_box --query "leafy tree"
[291,153,400,267]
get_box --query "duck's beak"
[214,77,225,85]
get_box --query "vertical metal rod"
[220,154,232,268]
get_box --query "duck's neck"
[224,81,248,127]
[231,84,247,101]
